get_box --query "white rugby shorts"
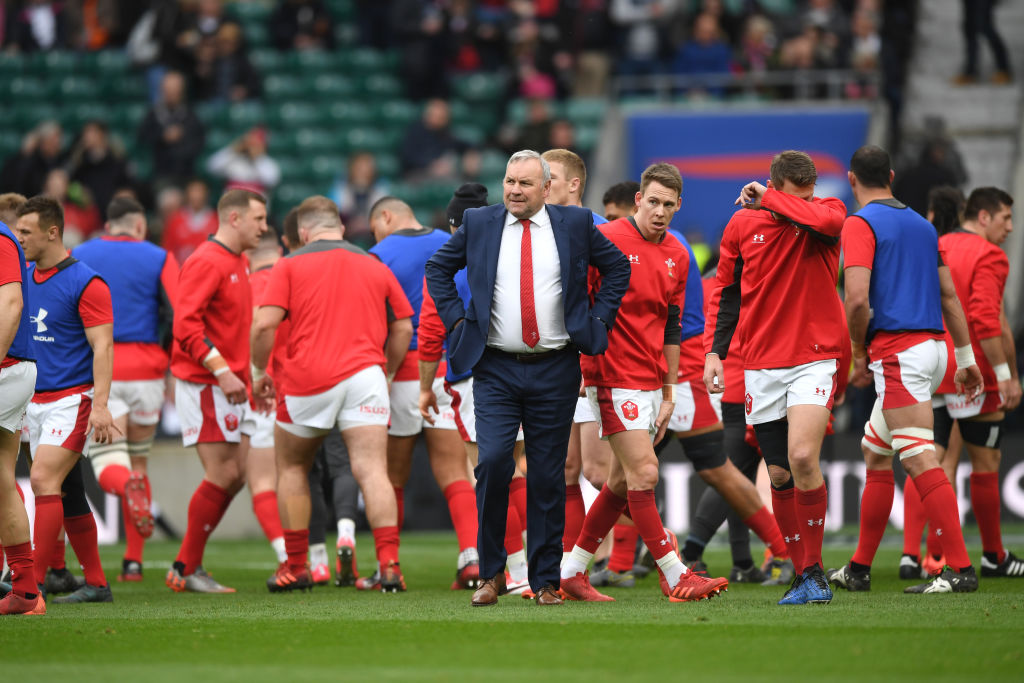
[27,387,93,456]
[109,378,165,425]
[743,359,838,425]
[869,339,946,411]
[277,365,390,438]
[573,396,596,424]
[388,378,457,437]
[245,405,275,449]
[0,361,35,434]
[586,386,660,439]
[175,379,253,447]
[944,390,1001,419]
[444,376,524,444]
[668,379,723,433]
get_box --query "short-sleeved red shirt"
[260,239,414,396]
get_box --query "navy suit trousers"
[472,346,581,590]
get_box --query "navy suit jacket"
[425,203,631,377]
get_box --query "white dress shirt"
[487,207,570,352]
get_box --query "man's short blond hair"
[296,196,342,233]
[0,193,27,226]
[542,149,587,197]
[640,163,682,197]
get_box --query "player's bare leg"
[0,427,40,614]
[29,446,80,587]
[269,424,320,592]
[424,427,480,588]
[386,434,416,530]
[244,438,286,567]
[346,424,403,591]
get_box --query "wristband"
[954,344,976,370]
[994,362,1012,382]
[204,347,223,363]
[251,364,266,382]
[212,366,231,377]
[662,384,676,402]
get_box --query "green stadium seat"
[9,76,49,102]
[94,50,130,74]
[478,149,508,178]
[226,102,267,128]
[506,98,565,125]
[451,73,506,104]
[242,21,271,48]
[230,1,271,22]
[271,102,326,127]
[311,73,358,100]
[360,74,404,99]
[16,103,59,128]
[295,128,345,154]
[62,102,112,130]
[0,53,25,76]
[344,127,394,155]
[194,101,231,128]
[103,77,148,102]
[293,49,346,71]
[378,99,420,129]
[249,48,288,74]
[325,0,356,21]
[564,98,608,125]
[38,51,79,74]
[374,153,400,179]
[264,74,308,99]
[109,103,148,132]
[275,155,311,184]
[347,48,391,73]
[309,154,342,185]
[574,123,600,152]
[324,101,375,126]
[451,124,486,147]
[334,23,359,47]
[273,182,319,211]
[57,76,99,99]
[204,127,237,153]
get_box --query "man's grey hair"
[507,150,550,183]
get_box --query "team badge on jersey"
[744,392,753,415]
[224,413,239,431]
[621,400,639,421]
[664,258,675,278]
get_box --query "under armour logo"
[815,388,827,396]
[752,234,765,243]
[793,534,801,542]
[230,273,239,283]
[629,254,640,264]
[31,307,48,333]
[936,528,943,536]
[807,518,824,527]
[659,539,668,546]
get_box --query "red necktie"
[520,219,539,348]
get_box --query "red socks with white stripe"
[851,470,894,567]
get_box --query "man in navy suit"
[426,150,630,606]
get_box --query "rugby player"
[166,189,268,594]
[369,197,480,590]
[827,145,983,594]
[252,196,412,593]
[560,163,729,603]
[704,150,847,605]
[73,196,178,582]
[16,196,118,604]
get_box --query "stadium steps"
[902,0,1024,189]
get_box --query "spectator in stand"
[555,0,613,97]
[65,120,133,219]
[270,0,335,51]
[162,178,218,265]
[443,0,483,73]
[501,98,553,155]
[7,0,69,52]
[0,121,64,198]
[41,168,102,247]
[955,0,1012,85]
[398,98,470,181]
[893,138,962,216]
[65,0,124,50]
[548,118,578,154]
[508,17,568,99]
[735,14,777,76]
[137,71,206,186]
[693,0,743,45]
[392,0,447,100]
[151,183,184,245]
[609,0,678,79]
[355,0,394,50]
[846,7,880,98]
[673,11,733,95]
[193,21,262,103]
[328,151,389,248]
[206,127,281,195]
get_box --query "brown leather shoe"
[471,573,505,606]
[534,585,563,605]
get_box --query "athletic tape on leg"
[891,428,935,461]
[861,400,894,456]
[128,437,155,457]
[88,441,131,479]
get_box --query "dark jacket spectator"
[399,99,468,179]
[0,121,64,198]
[270,0,335,51]
[65,121,133,217]
[893,140,962,215]
[193,22,262,102]
[137,71,206,183]
[8,0,69,52]
[673,12,733,76]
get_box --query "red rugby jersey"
[704,188,847,370]
[171,238,251,385]
[936,229,1008,393]
[581,218,687,391]
[698,272,746,403]
[250,265,291,381]
[260,239,414,397]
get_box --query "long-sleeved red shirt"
[170,238,251,385]
[937,228,1008,393]
[704,188,847,370]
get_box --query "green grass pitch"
[5,531,1023,682]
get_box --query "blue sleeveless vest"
[855,200,944,341]
[73,237,167,344]
[0,224,33,362]
[27,258,103,391]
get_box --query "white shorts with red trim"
[943,390,1001,419]
[586,386,659,439]
[743,359,838,425]
[109,378,165,426]
[245,406,275,449]
[869,339,946,411]
[668,379,723,433]
[388,378,457,436]
[0,361,36,434]
[444,376,524,444]
[277,365,390,438]
[573,396,596,424]
[27,388,93,456]
[175,379,253,447]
